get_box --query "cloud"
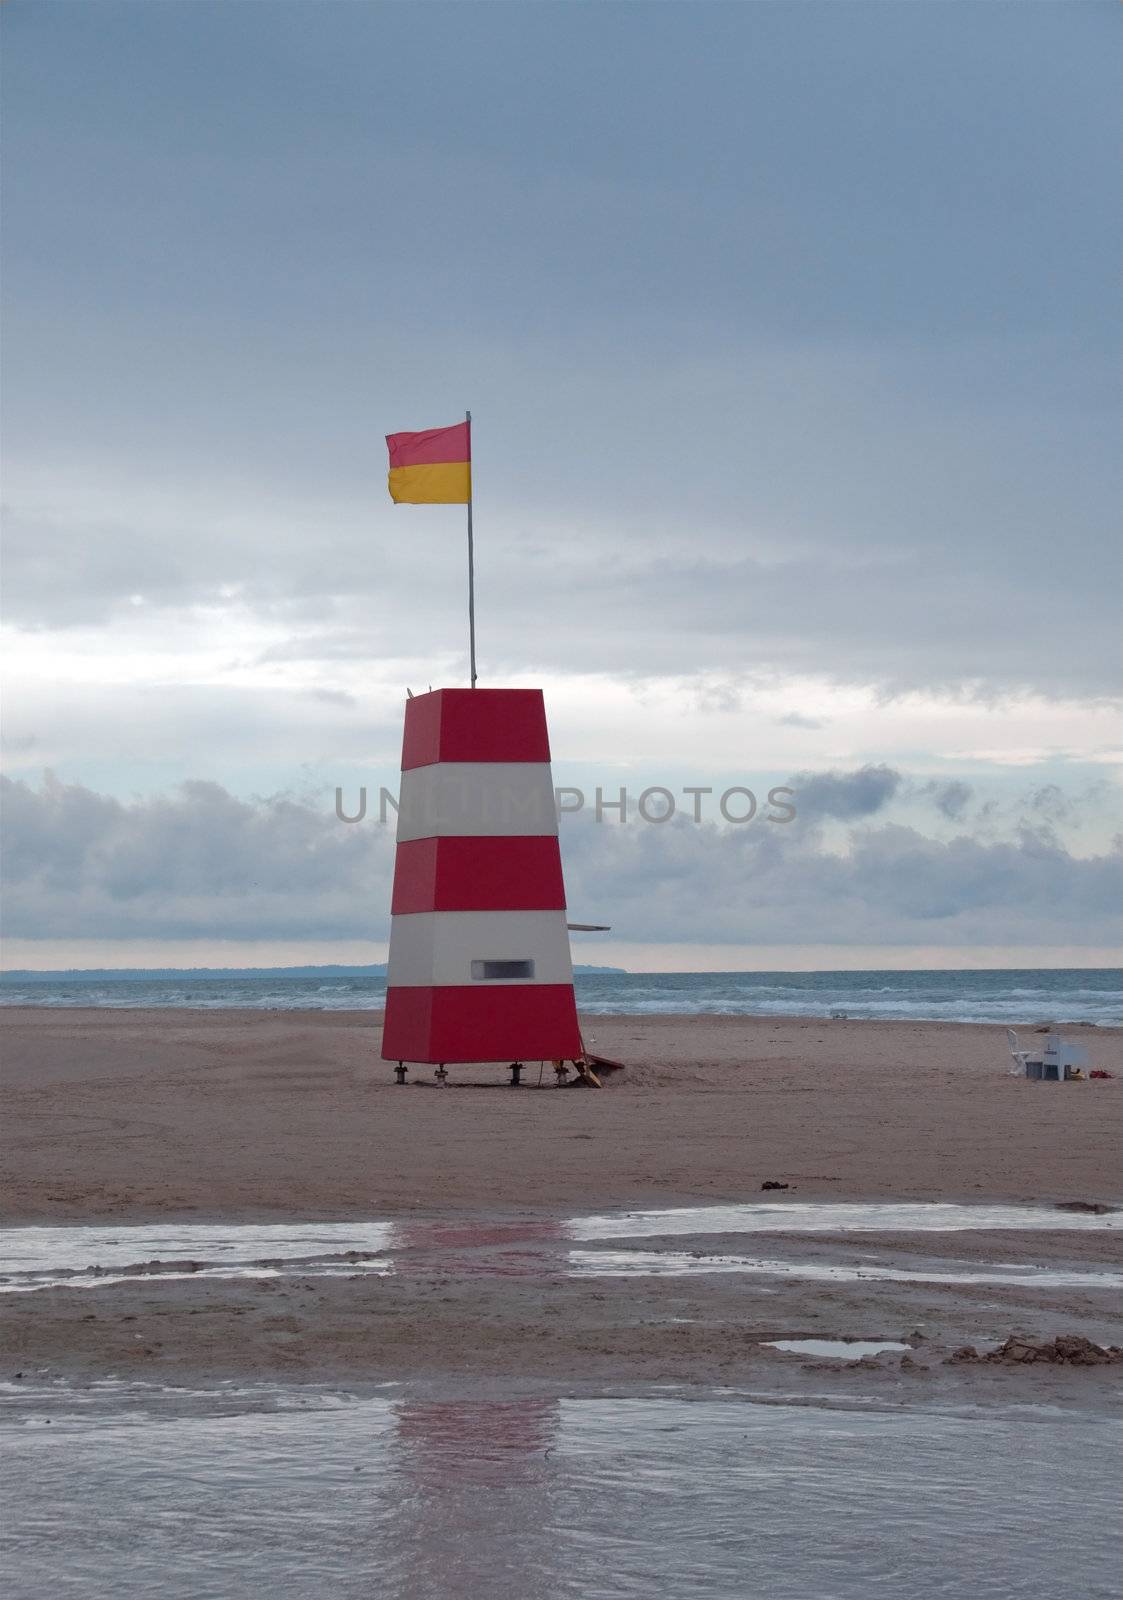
[966,777,1116,844]
[3,0,1120,852]
[4,771,1119,952]
[6,467,1122,704]
[1025,784,1071,826]
[791,764,902,820]
[559,812,1123,947]
[0,773,394,941]
[917,778,973,821]
[776,713,823,730]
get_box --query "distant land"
[0,964,628,981]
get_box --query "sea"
[1,968,1119,1025]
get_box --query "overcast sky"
[2,1,1120,969]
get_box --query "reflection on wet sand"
[391,1398,561,1599]
[1,1385,1119,1600]
[390,1219,566,1279]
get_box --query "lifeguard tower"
[381,415,613,1085]
[382,687,585,1082]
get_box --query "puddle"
[3,1205,1117,1295]
[0,1387,1118,1599]
[568,1249,1123,1288]
[2,1260,394,1294]
[0,1223,396,1295]
[0,1376,376,1423]
[567,1202,1123,1242]
[0,1222,396,1276]
[765,1340,912,1359]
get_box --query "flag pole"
[466,409,477,687]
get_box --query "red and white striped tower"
[381,687,583,1073]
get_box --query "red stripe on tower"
[391,837,567,914]
[381,688,582,1065]
[400,687,551,767]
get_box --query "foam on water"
[3,967,1120,1023]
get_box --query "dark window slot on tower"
[471,959,536,980]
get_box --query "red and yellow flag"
[386,421,471,504]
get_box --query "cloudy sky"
[3,0,1120,970]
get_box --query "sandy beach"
[2,1008,1120,1400]
[3,1008,1120,1222]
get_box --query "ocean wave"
[2,970,1119,1026]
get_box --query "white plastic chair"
[1006,1028,1030,1076]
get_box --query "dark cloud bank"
[4,772,1119,951]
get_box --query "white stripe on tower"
[395,762,558,841]
[387,910,576,988]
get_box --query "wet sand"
[2,1009,1120,1400]
[2,1008,1120,1222]
[3,1212,1121,1401]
